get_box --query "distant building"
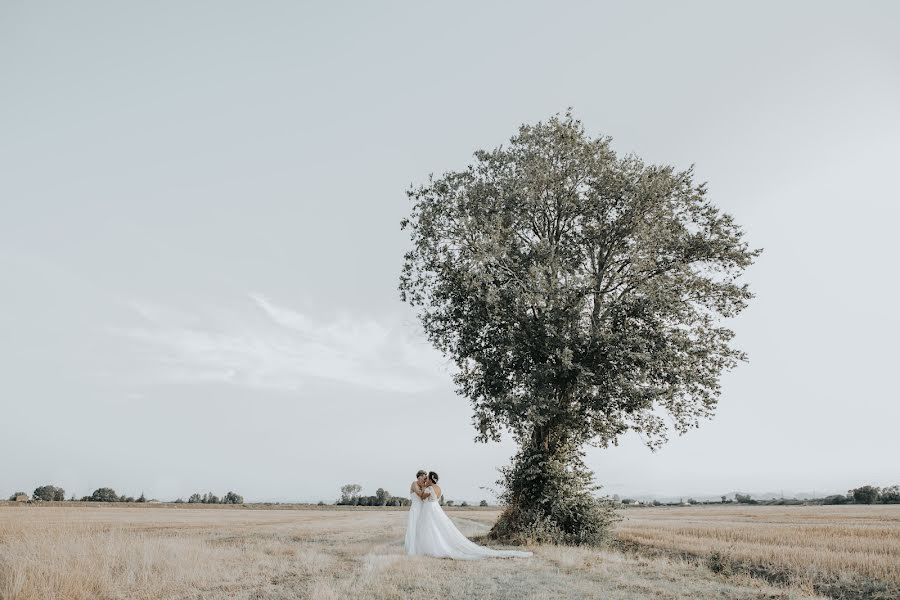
[14,494,28,503]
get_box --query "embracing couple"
[403,469,532,560]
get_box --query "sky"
[1,1,898,503]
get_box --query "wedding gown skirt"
[410,487,532,560]
[404,491,423,555]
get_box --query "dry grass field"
[615,504,900,599]
[2,503,894,600]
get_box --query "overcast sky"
[2,1,898,503]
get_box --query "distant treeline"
[820,485,898,505]
[15,483,893,507]
[7,485,243,504]
[334,483,490,507]
[616,484,900,506]
[335,484,409,506]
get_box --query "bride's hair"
[416,470,427,478]
[428,471,439,484]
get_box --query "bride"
[404,470,428,554]
[407,471,532,560]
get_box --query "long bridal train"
[406,486,532,560]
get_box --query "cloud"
[108,294,452,394]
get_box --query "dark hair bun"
[428,471,439,483]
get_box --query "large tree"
[398,110,762,544]
[32,485,65,502]
[339,483,362,505]
[88,487,118,502]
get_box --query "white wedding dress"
[409,485,532,560]
[404,486,424,554]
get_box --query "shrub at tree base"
[488,443,620,546]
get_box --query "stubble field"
[1,503,897,600]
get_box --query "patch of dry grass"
[0,505,829,599]
[614,504,900,599]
